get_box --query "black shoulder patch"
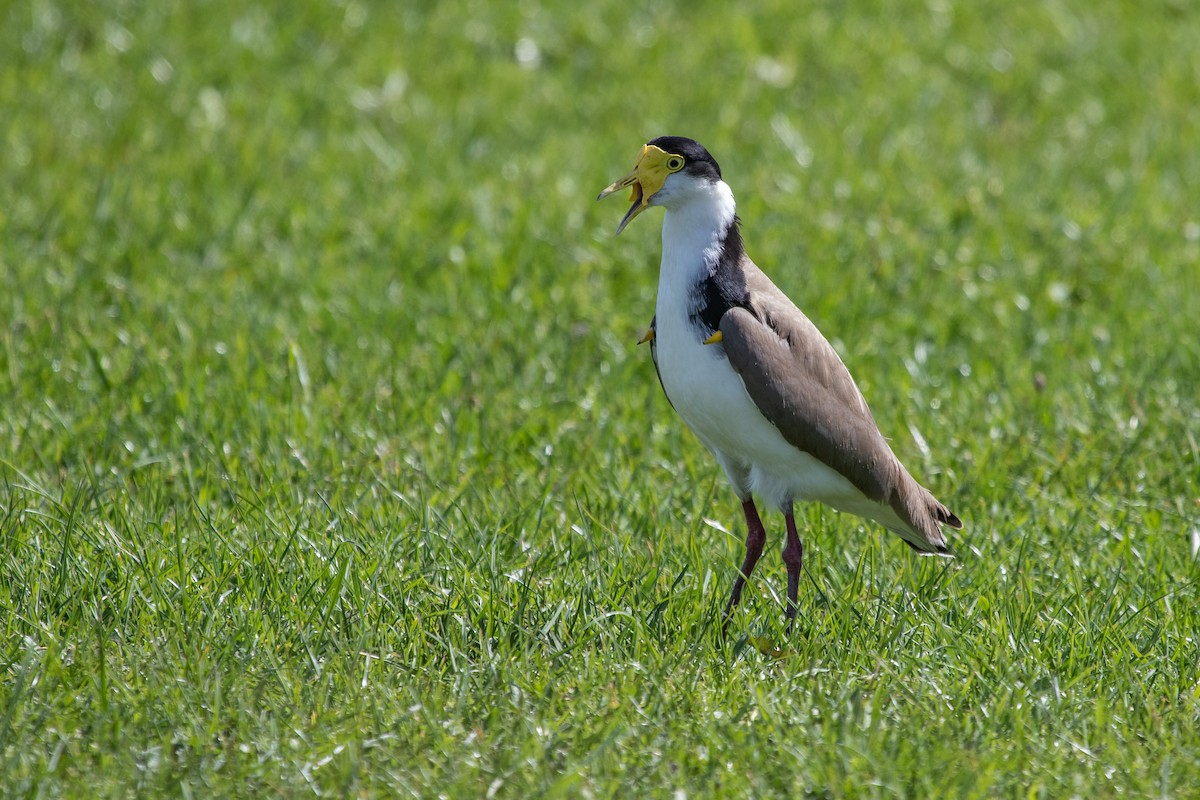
[693,219,751,335]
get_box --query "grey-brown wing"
[719,288,961,545]
[719,303,898,503]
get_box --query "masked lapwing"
[598,136,962,630]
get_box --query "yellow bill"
[597,144,686,235]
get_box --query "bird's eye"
[666,156,684,172]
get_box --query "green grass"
[3,0,1199,796]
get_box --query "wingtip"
[935,504,964,530]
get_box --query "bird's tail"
[891,486,962,557]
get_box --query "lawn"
[2,0,1199,796]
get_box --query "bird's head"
[597,136,723,235]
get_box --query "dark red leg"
[782,505,804,631]
[722,498,767,628]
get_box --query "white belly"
[654,307,872,514]
[644,192,916,532]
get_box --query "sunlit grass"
[2,0,1199,796]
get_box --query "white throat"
[657,179,738,305]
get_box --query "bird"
[598,136,962,631]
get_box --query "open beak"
[596,169,646,236]
[596,144,682,236]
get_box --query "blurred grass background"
[2,0,1199,796]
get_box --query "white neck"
[662,184,734,287]
[659,180,738,290]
